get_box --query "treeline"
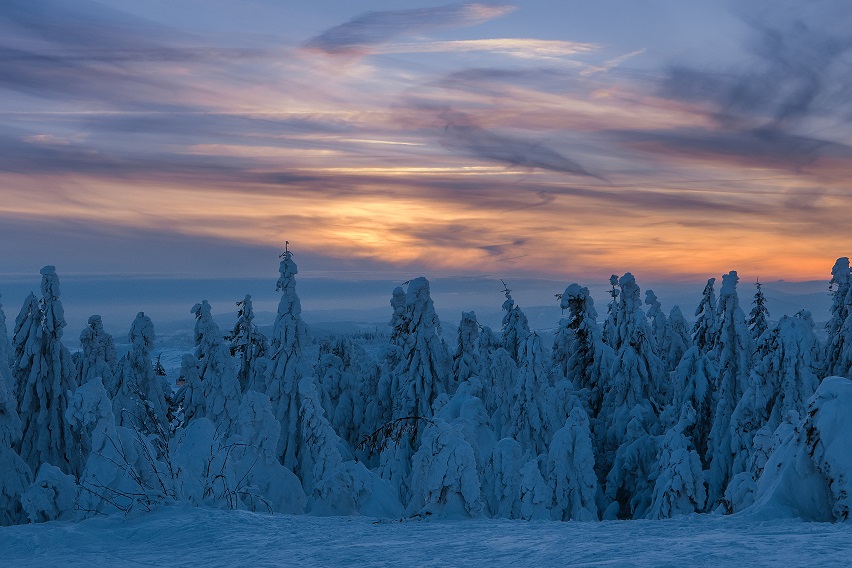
[0,253,851,525]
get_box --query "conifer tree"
[268,245,311,469]
[747,279,770,342]
[602,275,620,348]
[559,284,614,417]
[659,306,690,373]
[191,301,241,435]
[452,311,483,389]
[825,257,852,378]
[380,277,451,502]
[77,315,118,395]
[230,294,270,393]
[647,403,706,519]
[0,345,31,526]
[545,407,599,521]
[483,437,523,518]
[644,289,666,353]
[500,281,529,363]
[729,311,822,489]
[504,333,554,457]
[113,312,169,439]
[0,295,13,396]
[707,271,755,507]
[600,273,663,468]
[15,267,79,476]
[692,278,718,354]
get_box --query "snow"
[1,505,850,567]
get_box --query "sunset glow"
[1,1,851,283]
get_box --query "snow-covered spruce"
[825,257,852,378]
[747,279,770,342]
[599,273,663,477]
[0,340,31,526]
[267,247,311,470]
[452,311,483,390]
[230,294,270,393]
[647,403,706,519]
[77,315,118,395]
[707,271,755,508]
[15,267,80,476]
[727,311,822,511]
[559,283,614,417]
[545,407,599,521]
[0,294,14,396]
[660,305,691,374]
[503,333,557,458]
[113,312,169,441]
[379,277,451,504]
[500,283,530,364]
[192,301,242,434]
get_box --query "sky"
[1,0,850,332]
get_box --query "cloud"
[438,110,600,177]
[304,3,514,55]
[375,38,596,60]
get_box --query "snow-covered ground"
[0,505,848,567]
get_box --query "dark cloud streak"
[304,3,512,55]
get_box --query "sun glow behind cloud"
[1,1,851,284]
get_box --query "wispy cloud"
[375,38,596,60]
[304,3,514,55]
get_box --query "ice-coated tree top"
[720,270,739,298]
[40,265,65,340]
[129,312,155,358]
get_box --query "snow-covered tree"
[267,247,311,470]
[408,417,482,518]
[545,407,599,521]
[670,346,716,465]
[707,271,755,507]
[599,273,663,469]
[388,277,450,421]
[504,333,555,457]
[452,311,483,389]
[747,279,770,342]
[560,283,614,417]
[602,275,620,348]
[500,282,529,363]
[0,295,13,396]
[518,458,551,520]
[483,437,523,518]
[728,311,822,494]
[825,257,852,378]
[644,289,666,353]
[229,390,305,514]
[659,305,690,373]
[647,403,706,519]
[485,347,517,437]
[692,278,718,354]
[318,336,380,451]
[604,405,658,519]
[68,378,167,516]
[229,294,270,393]
[15,267,79,476]
[380,277,451,502]
[113,312,169,439]
[77,315,118,395]
[191,301,242,434]
[0,348,31,526]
